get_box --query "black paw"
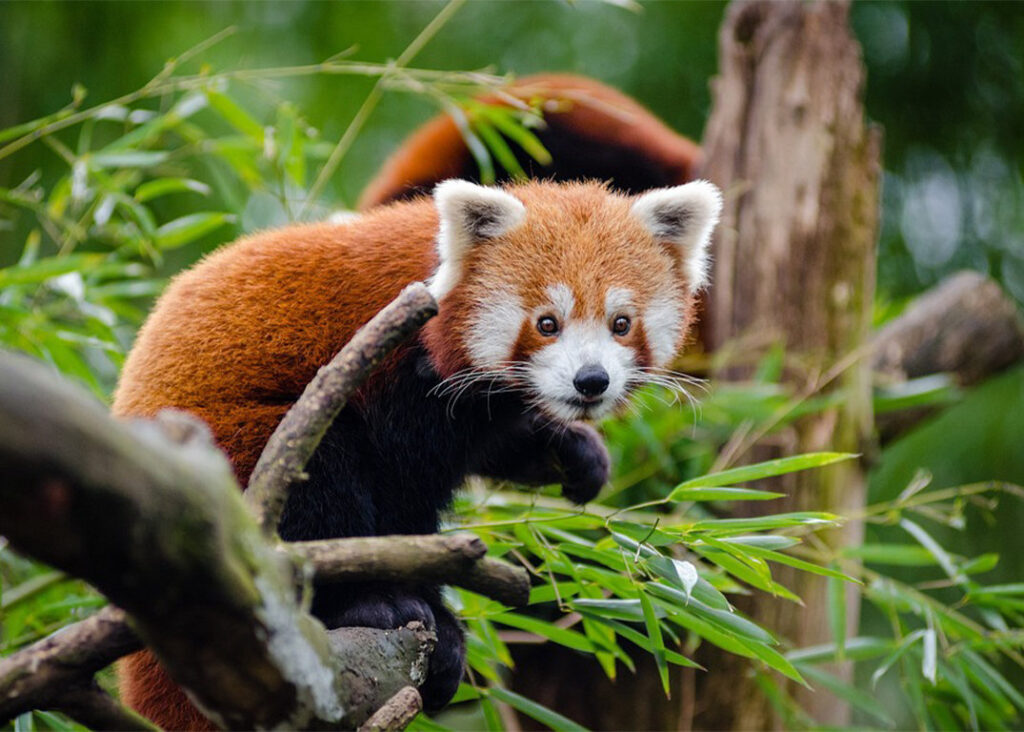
[557,422,611,504]
[418,604,465,711]
[325,588,436,631]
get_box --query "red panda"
[113,178,721,729]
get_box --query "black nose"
[573,365,610,397]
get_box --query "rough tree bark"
[695,1,880,728]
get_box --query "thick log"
[0,349,421,729]
[696,1,880,728]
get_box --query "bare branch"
[0,533,526,725]
[246,281,438,535]
[291,534,531,607]
[358,687,423,732]
[0,607,140,722]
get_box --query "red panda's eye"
[612,316,631,336]
[537,316,560,336]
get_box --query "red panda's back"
[114,199,439,484]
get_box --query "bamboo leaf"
[493,612,597,654]
[154,212,235,249]
[89,151,170,168]
[205,90,265,142]
[487,687,589,732]
[798,665,896,727]
[134,178,211,202]
[639,591,670,697]
[786,636,893,665]
[871,629,927,688]
[690,512,841,533]
[669,486,785,502]
[478,105,552,165]
[668,453,855,498]
[471,116,527,181]
[900,517,966,585]
[0,254,104,288]
[720,535,800,550]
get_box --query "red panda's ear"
[631,180,722,292]
[429,180,526,300]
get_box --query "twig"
[358,687,423,732]
[291,534,531,607]
[292,533,487,577]
[0,607,141,723]
[301,0,467,215]
[0,62,502,165]
[245,282,438,535]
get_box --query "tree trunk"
[694,1,880,728]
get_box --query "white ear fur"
[631,180,722,291]
[428,179,526,300]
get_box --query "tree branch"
[291,534,531,607]
[873,271,1024,440]
[358,687,423,732]
[0,535,528,725]
[0,607,140,723]
[245,282,439,535]
[874,270,1024,385]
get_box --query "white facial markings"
[644,289,684,367]
[545,283,575,322]
[465,289,526,367]
[528,319,636,422]
[604,287,635,320]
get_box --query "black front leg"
[473,415,611,504]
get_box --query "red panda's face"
[427,180,721,423]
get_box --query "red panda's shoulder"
[112,200,440,481]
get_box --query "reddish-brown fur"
[358,73,702,209]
